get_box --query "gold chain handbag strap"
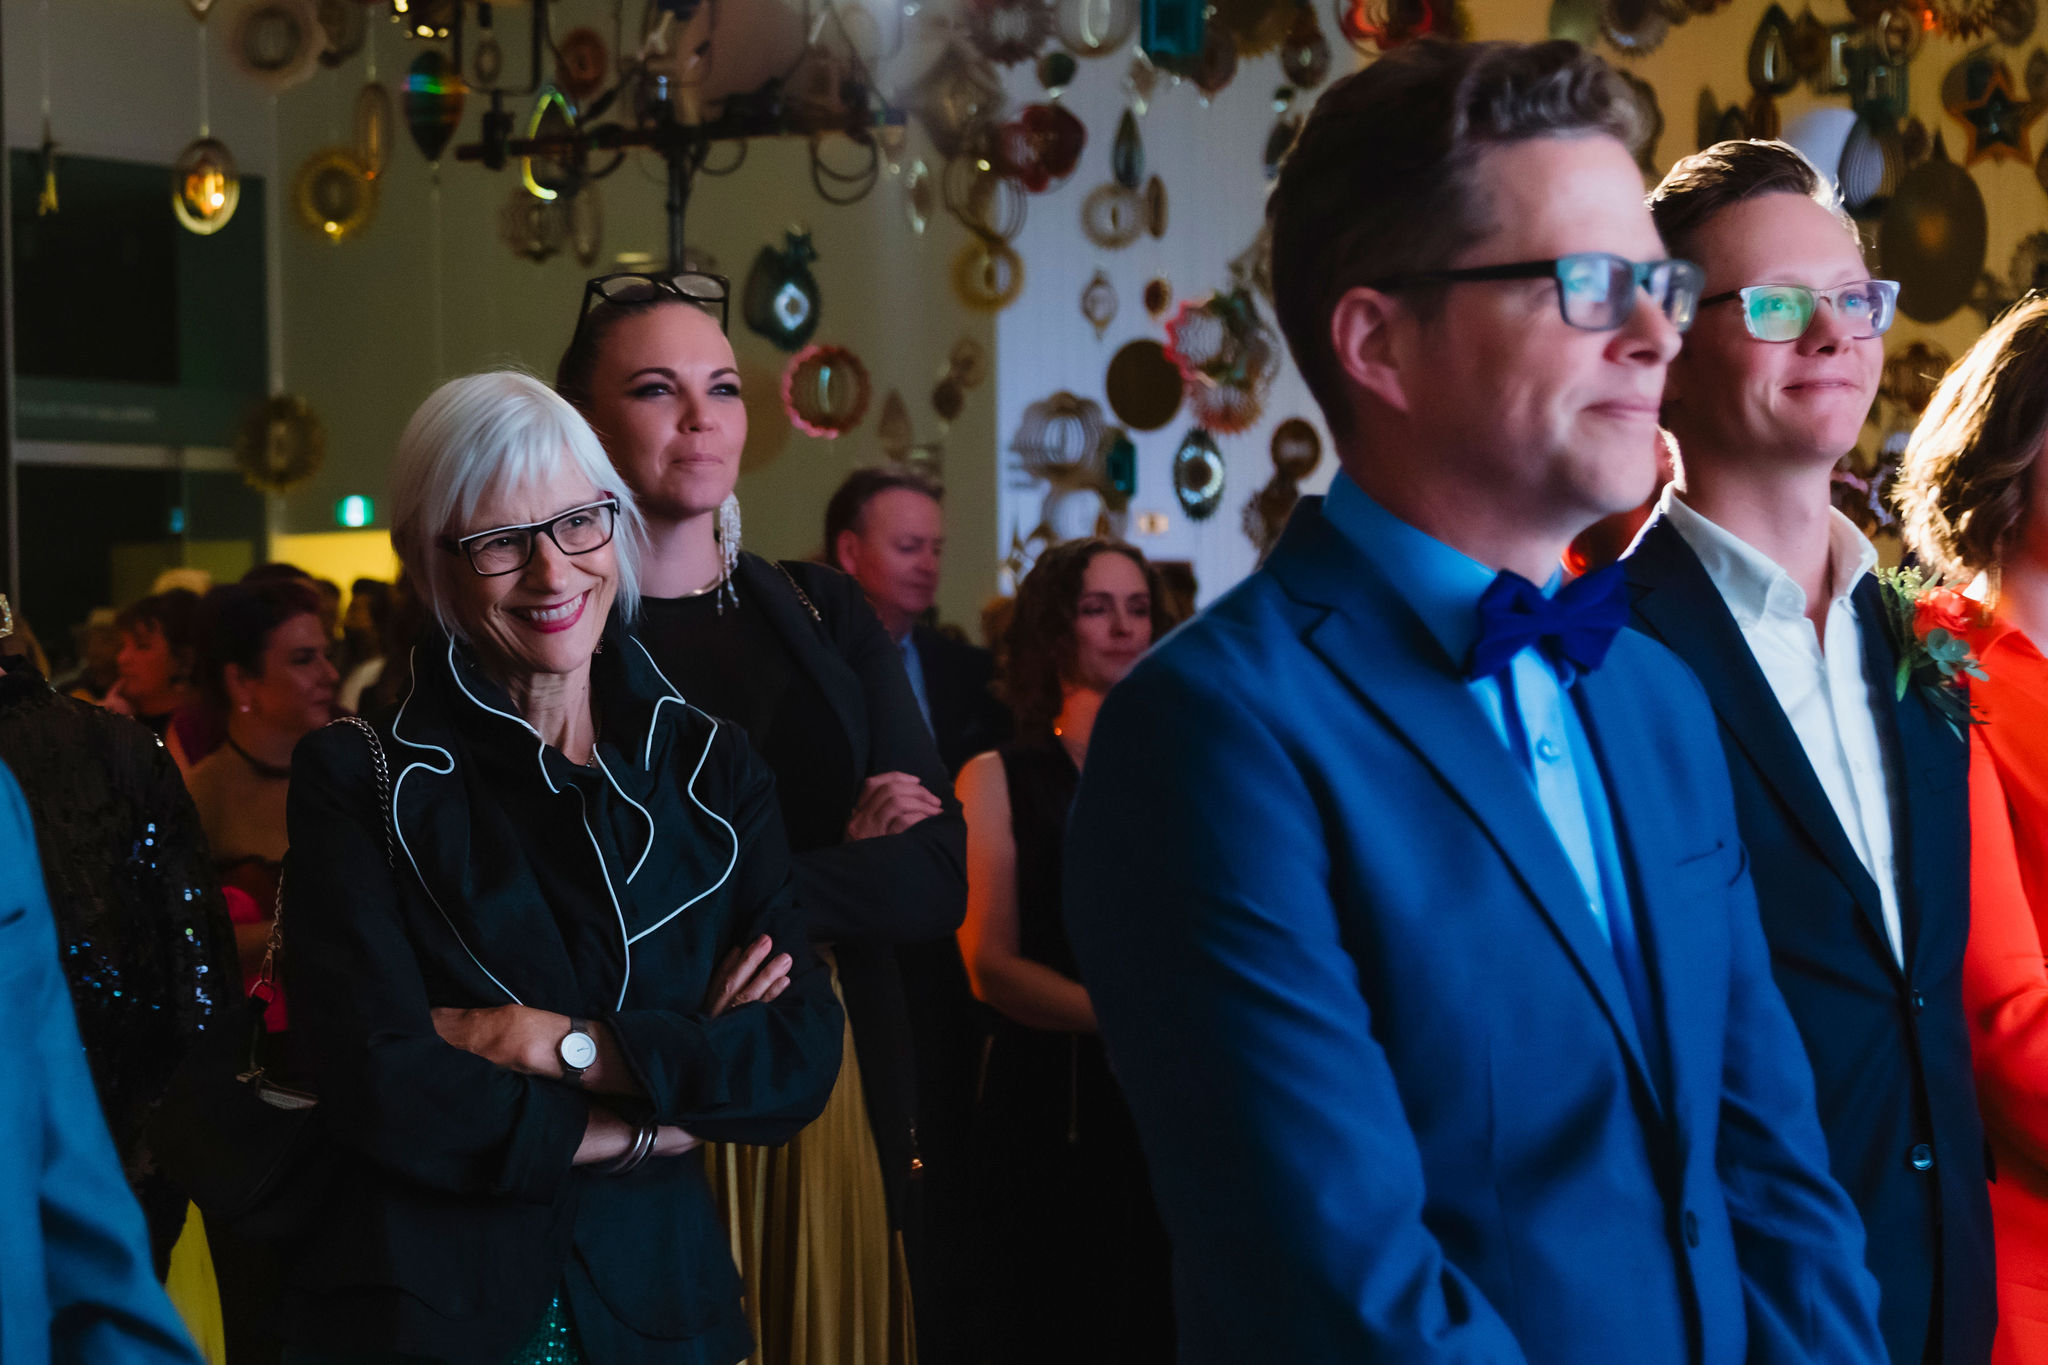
[772,560,824,624]
[255,717,394,996]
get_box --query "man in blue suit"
[1062,39,1886,1365]
[1626,141,1994,1364]
[0,757,200,1365]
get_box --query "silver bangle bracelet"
[602,1122,657,1176]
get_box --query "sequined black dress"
[0,653,239,1268]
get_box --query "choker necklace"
[226,735,293,781]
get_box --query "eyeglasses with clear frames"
[439,498,620,577]
[1697,280,1900,343]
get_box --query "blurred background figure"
[109,589,208,771]
[334,578,393,711]
[185,579,338,980]
[954,538,1179,1365]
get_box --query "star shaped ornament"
[1957,64,2043,164]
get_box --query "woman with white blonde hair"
[276,370,844,1365]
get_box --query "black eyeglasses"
[438,498,620,577]
[1698,280,1900,342]
[1371,252,1706,334]
[576,270,731,334]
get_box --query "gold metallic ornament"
[952,237,1026,312]
[1082,182,1145,250]
[234,394,326,493]
[172,137,241,236]
[292,147,377,243]
[1081,270,1119,338]
[353,83,394,181]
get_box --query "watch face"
[560,1030,598,1070]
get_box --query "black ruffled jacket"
[279,616,844,1365]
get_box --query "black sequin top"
[0,653,238,1258]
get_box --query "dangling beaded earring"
[714,493,742,614]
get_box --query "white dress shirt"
[1659,487,1904,966]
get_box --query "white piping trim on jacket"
[566,779,637,1010]
[623,637,740,947]
[389,647,524,1006]
[590,749,655,883]
[443,637,559,796]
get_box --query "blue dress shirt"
[1323,474,1663,1088]
[898,630,934,733]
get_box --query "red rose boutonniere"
[1878,567,1988,739]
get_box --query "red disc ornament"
[995,103,1089,192]
[782,344,873,439]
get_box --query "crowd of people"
[17,30,2048,1365]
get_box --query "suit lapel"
[1269,506,1661,1108]
[1625,520,1895,967]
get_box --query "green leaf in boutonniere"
[1875,568,1990,740]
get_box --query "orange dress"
[1964,615,2048,1362]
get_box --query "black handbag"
[148,716,393,1244]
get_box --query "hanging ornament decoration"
[1972,229,2048,319]
[742,229,824,352]
[1880,133,1989,322]
[878,390,916,462]
[966,0,1056,65]
[1281,2,1334,86]
[184,0,219,20]
[172,136,241,236]
[314,0,365,67]
[1112,109,1146,189]
[1105,338,1185,430]
[36,122,58,217]
[782,344,873,439]
[555,28,609,103]
[292,146,377,243]
[1124,54,1160,114]
[353,83,394,181]
[1172,428,1227,521]
[1839,114,1905,215]
[1599,0,1671,55]
[1012,392,1109,478]
[953,237,1027,313]
[1245,418,1323,557]
[1742,4,1799,140]
[996,103,1089,192]
[1266,87,1303,179]
[1947,56,2041,164]
[234,394,326,494]
[908,42,1007,161]
[521,88,581,201]
[1144,176,1169,237]
[1873,2,1924,64]
[404,50,466,163]
[1993,0,2037,43]
[1055,0,1141,55]
[570,184,603,268]
[945,154,1030,240]
[1926,0,2004,39]
[1144,277,1175,315]
[1083,182,1146,249]
[2027,45,2048,99]
[933,376,966,422]
[1789,7,1831,78]
[1081,270,1120,338]
[1271,417,1324,480]
[1039,49,1079,94]
[473,28,503,87]
[1213,0,1298,56]
[1163,289,1282,435]
[500,187,567,262]
[1880,340,1954,413]
[952,338,991,391]
[904,161,934,235]
[230,0,323,93]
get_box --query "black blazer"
[910,623,1012,777]
[1626,517,1995,1365]
[724,554,969,1224]
[280,618,845,1365]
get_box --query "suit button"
[1911,992,1926,1013]
[1909,1144,1934,1172]
[1683,1210,1700,1247]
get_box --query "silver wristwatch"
[558,1018,598,1081]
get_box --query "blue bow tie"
[1465,563,1631,683]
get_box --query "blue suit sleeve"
[0,765,200,1365]
[1712,841,1888,1364]
[1062,663,1528,1364]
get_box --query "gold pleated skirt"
[706,957,917,1365]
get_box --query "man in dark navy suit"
[1061,40,1885,1365]
[1625,140,1994,1364]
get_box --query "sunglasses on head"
[1371,252,1707,333]
[1697,280,1900,342]
[573,270,731,336]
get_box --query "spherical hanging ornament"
[1105,338,1184,431]
[1012,392,1109,478]
[782,344,873,439]
[404,50,466,163]
[878,389,916,462]
[932,376,967,423]
[1039,49,1079,94]
[230,0,323,93]
[996,103,1089,192]
[292,147,377,243]
[353,82,394,181]
[234,394,326,494]
[1144,277,1174,316]
[952,237,1027,313]
[1082,183,1145,249]
[1880,340,1953,414]
[314,0,365,67]
[172,137,241,236]
[1270,417,1323,479]
[499,187,567,262]
[1081,270,1119,338]
[742,230,824,352]
[1282,3,1333,86]
[966,0,1056,65]
[554,28,609,102]
[908,41,1006,160]
[1163,289,1281,435]
[1213,0,1297,56]
[1172,428,1227,521]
